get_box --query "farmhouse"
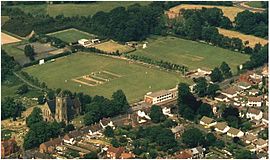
[247,96,263,107]
[227,127,244,138]
[199,116,217,128]
[40,92,81,124]
[214,122,230,134]
[144,87,178,105]
[39,138,62,154]
[246,108,263,121]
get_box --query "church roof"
[46,96,80,114]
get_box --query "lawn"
[6,2,151,17]
[245,1,263,8]
[48,28,96,43]
[94,40,134,53]
[23,52,190,103]
[130,36,250,73]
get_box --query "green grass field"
[48,28,96,43]
[1,40,28,62]
[6,1,151,17]
[23,52,190,103]
[131,36,250,73]
[245,1,263,8]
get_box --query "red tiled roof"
[175,151,192,159]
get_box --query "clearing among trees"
[23,52,190,102]
[93,40,134,54]
[217,28,268,48]
[47,28,96,43]
[131,36,250,73]
[167,4,254,21]
[1,32,21,45]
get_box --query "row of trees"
[1,50,20,82]
[84,90,130,125]
[1,97,25,120]
[125,54,188,74]
[210,61,233,83]
[243,44,268,70]
[29,34,67,48]
[194,77,220,98]
[20,71,48,89]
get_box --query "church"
[40,92,81,124]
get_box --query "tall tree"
[182,128,205,147]
[197,103,213,117]
[26,107,43,127]
[207,83,220,98]
[210,67,223,82]
[111,90,130,114]
[24,44,35,61]
[220,61,232,78]
[149,105,166,123]
[194,77,208,97]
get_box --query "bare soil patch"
[1,32,21,45]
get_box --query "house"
[186,68,212,79]
[237,82,251,90]
[248,89,259,96]
[81,124,103,138]
[247,96,263,107]
[214,122,230,133]
[106,146,125,159]
[253,138,268,151]
[220,87,239,98]
[262,112,268,125]
[199,116,217,128]
[214,94,229,102]
[174,150,192,159]
[40,92,81,124]
[162,107,173,117]
[136,110,151,124]
[39,138,62,153]
[63,130,82,145]
[189,146,204,159]
[227,127,244,138]
[171,125,185,139]
[1,138,18,158]
[246,108,263,121]
[144,87,178,105]
[261,65,268,77]
[78,39,92,47]
[100,118,115,129]
[243,134,257,144]
[119,152,135,159]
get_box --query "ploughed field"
[131,36,250,73]
[23,52,190,103]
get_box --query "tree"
[17,84,29,95]
[104,126,114,137]
[47,90,55,100]
[37,95,46,104]
[241,121,252,132]
[206,133,216,146]
[26,107,43,128]
[111,90,130,114]
[2,97,24,120]
[210,67,223,82]
[24,44,35,61]
[182,107,195,121]
[207,83,219,98]
[111,138,120,147]
[214,140,225,149]
[258,128,268,140]
[185,13,203,40]
[182,128,204,147]
[220,62,232,78]
[2,50,20,82]
[149,105,166,123]
[197,103,213,117]
[235,149,256,159]
[233,137,240,144]
[84,111,99,126]
[149,149,158,158]
[194,77,208,97]
[83,151,98,159]
[64,124,75,133]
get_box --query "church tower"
[55,92,68,124]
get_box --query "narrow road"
[13,72,44,91]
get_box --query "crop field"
[23,52,190,103]
[7,1,151,17]
[1,32,21,45]
[218,28,268,48]
[168,4,249,21]
[94,40,134,54]
[131,36,250,73]
[48,28,96,43]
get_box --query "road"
[233,1,265,12]
[13,72,44,91]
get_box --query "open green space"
[6,1,151,17]
[131,36,250,73]
[1,40,28,63]
[23,52,190,103]
[48,28,96,43]
[245,1,263,8]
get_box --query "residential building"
[162,107,173,117]
[81,124,102,138]
[214,122,230,133]
[1,138,18,158]
[199,116,217,128]
[214,94,229,102]
[237,82,251,90]
[100,118,115,129]
[39,138,62,153]
[244,134,257,144]
[220,87,239,98]
[171,125,185,139]
[227,127,244,138]
[63,130,82,145]
[248,89,259,96]
[247,96,263,107]
[106,146,125,159]
[246,108,263,121]
[174,150,192,159]
[189,146,204,159]
[144,87,177,105]
[119,152,135,159]
[262,112,268,126]
[253,138,268,151]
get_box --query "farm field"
[168,4,249,21]
[7,1,151,17]
[94,40,134,53]
[1,32,21,45]
[217,28,268,48]
[131,36,250,73]
[23,52,190,103]
[48,28,96,43]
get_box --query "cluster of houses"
[174,146,205,159]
